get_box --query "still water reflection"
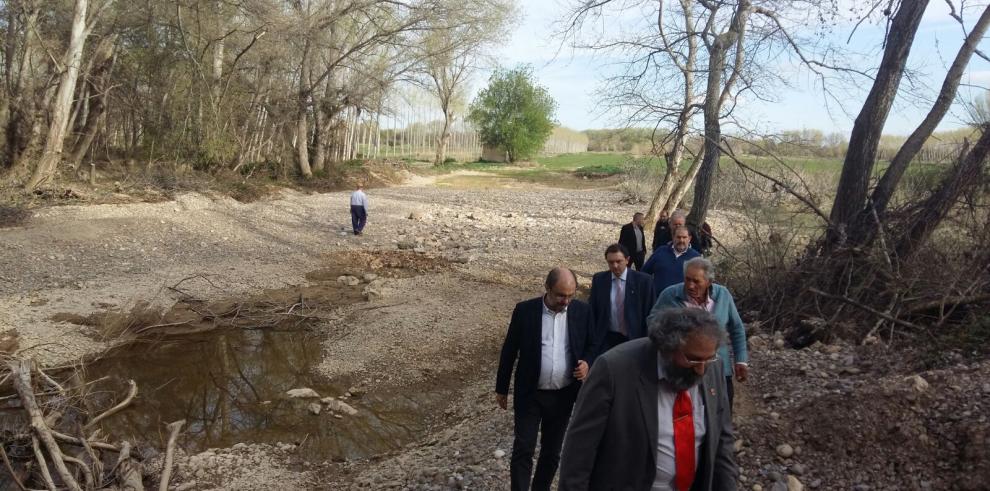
[85,328,430,461]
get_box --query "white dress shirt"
[350,190,368,207]
[609,269,628,333]
[537,300,573,390]
[652,359,707,491]
[634,226,644,252]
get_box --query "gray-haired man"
[559,308,738,490]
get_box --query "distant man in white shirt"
[495,268,598,491]
[349,183,368,235]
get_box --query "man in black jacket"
[495,267,597,491]
[619,212,648,270]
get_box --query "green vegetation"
[468,66,557,162]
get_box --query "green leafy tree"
[468,66,557,162]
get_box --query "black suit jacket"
[651,219,671,252]
[559,338,738,491]
[619,223,646,254]
[495,297,596,410]
[588,270,656,353]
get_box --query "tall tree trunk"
[435,108,452,165]
[824,0,929,248]
[687,1,749,228]
[3,5,40,173]
[664,145,705,215]
[27,0,89,189]
[295,42,313,178]
[68,35,118,171]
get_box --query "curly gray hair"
[648,307,725,354]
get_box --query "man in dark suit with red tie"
[588,243,656,354]
[558,308,738,491]
[495,267,597,491]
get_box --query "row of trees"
[0,0,516,189]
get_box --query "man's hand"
[734,363,749,382]
[573,360,589,381]
[496,393,508,410]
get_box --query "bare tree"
[26,0,93,189]
[413,0,514,165]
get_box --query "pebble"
[787,475,804,491]
[789,463,806,476]
[308,402,322,415]
[493,449,506,459]
[285,388,320,399]
[776,444,794,458]
[752,486,763,491]
[907,374,930,393]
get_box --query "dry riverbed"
[3,172,980,490]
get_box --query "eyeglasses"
[680,353,720,366]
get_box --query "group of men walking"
[496,212,748,491]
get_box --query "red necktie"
[673,390,695,491]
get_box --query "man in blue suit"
[589,243,656,354]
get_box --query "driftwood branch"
[31,435,57,491]
[10,359,83,491]
[808,287,924,331]
[115,442,144,491]
[159,419,186,491]
[85,379,137,430]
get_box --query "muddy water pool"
[84,327,438,461]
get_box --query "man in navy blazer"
[496,267,597,491]
[589,243,657,355]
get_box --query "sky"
[476,1,990,136]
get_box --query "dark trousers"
[511,383,579,491]
[629,250,645,271]
[604,331,629,352]
[350,205,367,233]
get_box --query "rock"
[789,463,806,476]
[773,338,786,349]
[398,240,416,250]
[734,439,745,452]
[749,335,768,350]
[348,386,366,397]
[308,402,322,415]
[286,388,320,399]
[493,449,506,459]
[824,344,842,354]
[322,397,359,416]
[752,486,763,491]
[776,444,795,458]
[336,275,360,286]
[863,335,879,345]
[906,374,930,393]
[787,475,804,491]
[408,211,424,220]
[771,482,788,491]
[363,273,378,282]
[770,412,780,420]
[363,282,385,300]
